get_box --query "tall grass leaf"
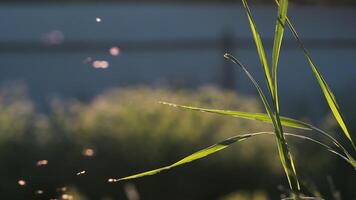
[271,0,288,112]
[241,0,273,95]
[287,19,354,149]
[223,54,275,127]
[238,3,300,188]
[273,0,355,150]
[307,126,355,167]
[118,131,352,182]
[117,133,260,181]
[284,133,353,167]
[224,53,300,192]
[160,101,355,166]
[159,101,311,130]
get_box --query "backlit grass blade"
[241,0,273,95]
[160,101,356,166]
[224,53,300,192]
[238,3,300,189]
[117,131,353,182]
[223,54,275,127]
[159,101,311,130]
[274,0,355,150]
[307,125,355,167]
[288,21,354,149]
[284,133,353,167]
[271,0,289,112]
[117,132,261,181]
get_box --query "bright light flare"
[82,148,95,157]
[36,160,48,166]
[35,190,44,195]
[109,46,120,56]
[61,194,73,200]
[76,170,86,176]
[57,187,67,192]
[92,60,109,69]
[18,180,26,186]
[108,178,119,183]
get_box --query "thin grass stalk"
[159,102,356,168]
[224,53,300,194]
[273,0,355,151]
[241,0,274,97]
[271,0,289,112]
[117,131,349,182]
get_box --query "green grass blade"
[224,53,300,192]
[224,54,275,126]
[284,133,353,167]
[159,101,311,130]
[117,131,353,182]
[241,0,273,95]
[274,0,355,150]
[239,3,300,188]
[271,0,289,112]
[160,101,356,165]
[117,132,263,181]
[286,19,355,149]
[306,125,355,166]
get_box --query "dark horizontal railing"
[1,37,356,54]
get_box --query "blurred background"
[0,0,355,199]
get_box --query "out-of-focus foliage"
[0,85,354,199]
[220,191,268,200]
[0,85,34,143]
[68,86,276,159]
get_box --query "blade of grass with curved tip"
[223,54,276,128]
[306,125,356,168]
[241,0,273,96]
[273,0,355,150]
[238,3,301,190]
[271,0,289,112]
[224,53,300,192]
[266,132,352,167]
[117,131,353,182]
[159,101,356,166]
[159,101,311,130]
[284,133,353,167]
[117,132,264,181]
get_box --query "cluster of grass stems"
[118,0,355,199]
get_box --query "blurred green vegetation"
[0,85,354,199]
[220,191,268,200]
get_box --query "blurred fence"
[1,4,356,117]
